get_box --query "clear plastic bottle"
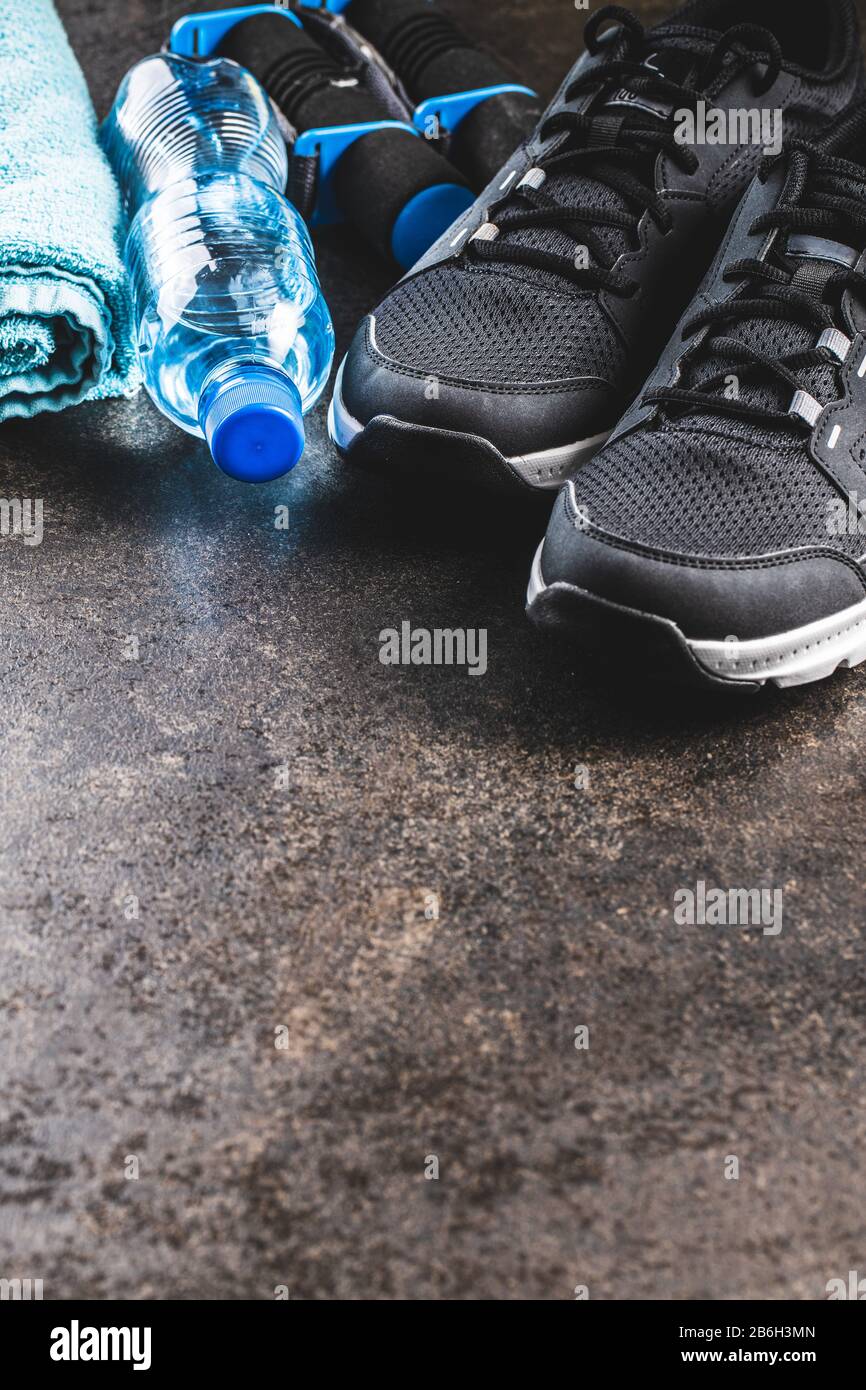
[103,53,334,482]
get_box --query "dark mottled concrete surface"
[2,0,866,1301]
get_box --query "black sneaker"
[329,0,865,495]
[528,103,866,690]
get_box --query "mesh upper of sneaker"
[374,262,627,384]
[572,418,863,559]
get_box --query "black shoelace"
[643,143,866,431]
[467,4,782,295]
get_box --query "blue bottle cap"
[201,365,305,482]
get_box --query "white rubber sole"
[527,542,866,688]
[690,602,866,686]
[328,356,610,491]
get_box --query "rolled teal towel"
[0,0,140,420]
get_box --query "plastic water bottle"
[103,53,334,482]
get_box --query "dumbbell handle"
[343,0,542,188]
[218,12,471,264]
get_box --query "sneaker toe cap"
[538,483,866,644]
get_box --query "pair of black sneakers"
[331,0,866,690]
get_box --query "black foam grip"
[405,50,508,102]
[185,0,258,12]
[333,127,468,261]
[218,14,385,128]
[344,0,513,99]
[450,89,543,188]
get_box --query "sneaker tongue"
[603,43,701,121]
